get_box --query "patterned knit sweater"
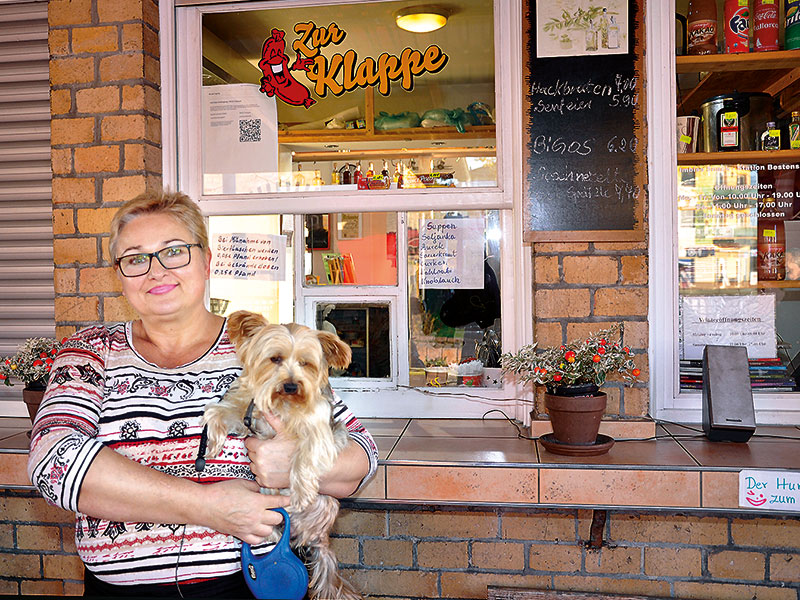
[27,320,378,586]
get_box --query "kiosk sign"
[739,470,800,512]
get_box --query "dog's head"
[226,310,352,414]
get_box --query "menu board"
[418,218,485,289]
[523,0,645,241]
[211,233,286,280]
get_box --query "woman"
[27,190,378,597]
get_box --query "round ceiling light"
[395,5,449,33]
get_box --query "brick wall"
[49,0,162,340]
[3,493,797,598]
[532,242,650,420]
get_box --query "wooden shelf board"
[677,149,800,166]
[279,125,496,144]
[676,50,800,74]
[682,281,800,289]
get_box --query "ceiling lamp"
[395,5,449,33]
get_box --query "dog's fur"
[202,310,361,600]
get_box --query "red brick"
[472,541,525,571]
[770,553,800,582]
[16,525,62,551]
[21,581,65,596]
[584,545,640,574]
[76,86,120,113]
[43,553,84,580]
[48,0,92,26]
[502,511,577,542]
[361,539,412,567]
[418,541,468,568]
[328,537,358,564]
[50,89,72,114]
[49,28,70,56]
[563,256,618,284]
[51,118,94,145]
[609,513,728,545]
[74,146,120,173]
[55,296,100,322]
[77,207,118,234]
[389,510,498,539]
[731,517,800,548]
[101,114,146,141]
[54,268,77,295]
[0,553,41,578]
[535,255,560,283]
[534,321,563,348]
[99,53,144,81]
[101,175,150,202]
[621,255,648,284]
[594,287,648,317]
[644,547,702,577]
[51,148,72,175]
[331,509,386,537]
[80,267,122,294]
[529,543,582,572]
[98,0,148,23]
[0,497,73,524]
[50,56,94,85]
[52,177,96,205]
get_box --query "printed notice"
[211,233,286,281]
[681,295,776,360]
[419,218,484,289]
[740,470,800,512]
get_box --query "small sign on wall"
[211,233,286,280]
[419,218,484,289]
[740,470,800,512]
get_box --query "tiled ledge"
[3,417,799,514]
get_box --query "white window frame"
[647,1,800,425]
[160,0,532,419]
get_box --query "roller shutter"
[0,0,54,416]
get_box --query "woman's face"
[114,212,210,321]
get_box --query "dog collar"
[243,399,258,434]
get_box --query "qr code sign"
[239,119,261,143]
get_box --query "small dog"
[203,310,361,600]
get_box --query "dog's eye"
[270,356,283,364]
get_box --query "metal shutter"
[0,0,54,416]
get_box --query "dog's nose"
[282,382,299,394]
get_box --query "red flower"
[598,347,606,355]
[50,348,57,355]
[592,355,601,363]
[0,374,6,380]
[600,339,607,345]
[45,358,53,364]
[39,352,47,359]
[553,373,562,382]
[623,346,630,354]
[632,368,640,377]
[33,360,43,367]
[564,350,576,363]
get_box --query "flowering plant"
[0,337,64,390]
[501,324,639,391]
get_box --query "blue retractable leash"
[241,507,309,600]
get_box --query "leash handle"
[241,508,309,600]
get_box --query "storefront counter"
[2,417,799,514]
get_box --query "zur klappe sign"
[257,22,449,107]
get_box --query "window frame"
[646,0,800,424]
[161,0,533,419]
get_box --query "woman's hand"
[244,412,295,490]
[202,478,290,545]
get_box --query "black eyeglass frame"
[114,243,203,278]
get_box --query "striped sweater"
[27,320,378,586]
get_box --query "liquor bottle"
[293,163,305,188]
[311,169,324,187]
[757,221,785,280]
[787,0,800,49]
[331,163,340,185]
[607,16,620,49]
[687,0,718,55]
[724,0,750,53]
[396,163,404,189]
[585,19,598,51]
[760,121,781,150]
[381,161,390,187]
[789,111,800,149]
[366,162,374,179]
[341,165,351,185]
[754,0,780,51]
[354,162,362,184]
[599,8,609,48]
[717,99,741,151]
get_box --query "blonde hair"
[109,190,209,260]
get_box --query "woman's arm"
[77,445,289,544]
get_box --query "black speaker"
[702,345,756,442]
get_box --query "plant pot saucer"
[539,433,615,456]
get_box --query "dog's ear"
[227,310,268,345]
[316,330,352,370]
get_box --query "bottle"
[354,162,362,184]
[724,0,751,53]
[787,0,800,50]
[366,162,374,179]
[341,165,351,185]
[293,163,305,188]
[599,8,609,48]
[396,163,404,189]
[585,19,598,51]
[687,0,718,55]
[760,121,781,150]
[607,16,620,49]
[789,111,800,149]
[757,220,785,280]
[717,99,741,151]
[754,0,780,51]
[331,163,340,185]
[381,161,390,187]
[311,169,324,187]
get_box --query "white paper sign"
[211,233,286,281]
[681,295,776,360]
[739,470,800,512]
[419,218,484,289]
[202,84,279,194]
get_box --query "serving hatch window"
[199,0,497,195]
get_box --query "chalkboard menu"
[523,0,646,241]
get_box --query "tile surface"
[387,465,538,503]
[537,438,697,467]
[388,436,537,464]
[403,418,524,438]
[677,439,800,469]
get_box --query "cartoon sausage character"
[258,29,316,108]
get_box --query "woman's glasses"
[115,243,202,277]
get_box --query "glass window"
[315,302,392,378]
[200,0,497,195]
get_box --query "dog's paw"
[201,405,231,458]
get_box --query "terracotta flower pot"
[22,387,45,423]
[544,387,607,445]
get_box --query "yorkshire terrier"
[202,310,361,600]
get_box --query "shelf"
[676,50,800,74]
[291,146,495,162]
[682,281,800,290]
[676,50,800,116]
[278,125,496,144]
[677,149,800,165]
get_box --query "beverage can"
[687,0,719,54]
[787,0,800,50]
[724,0,751,53]
[754,0,780,51]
